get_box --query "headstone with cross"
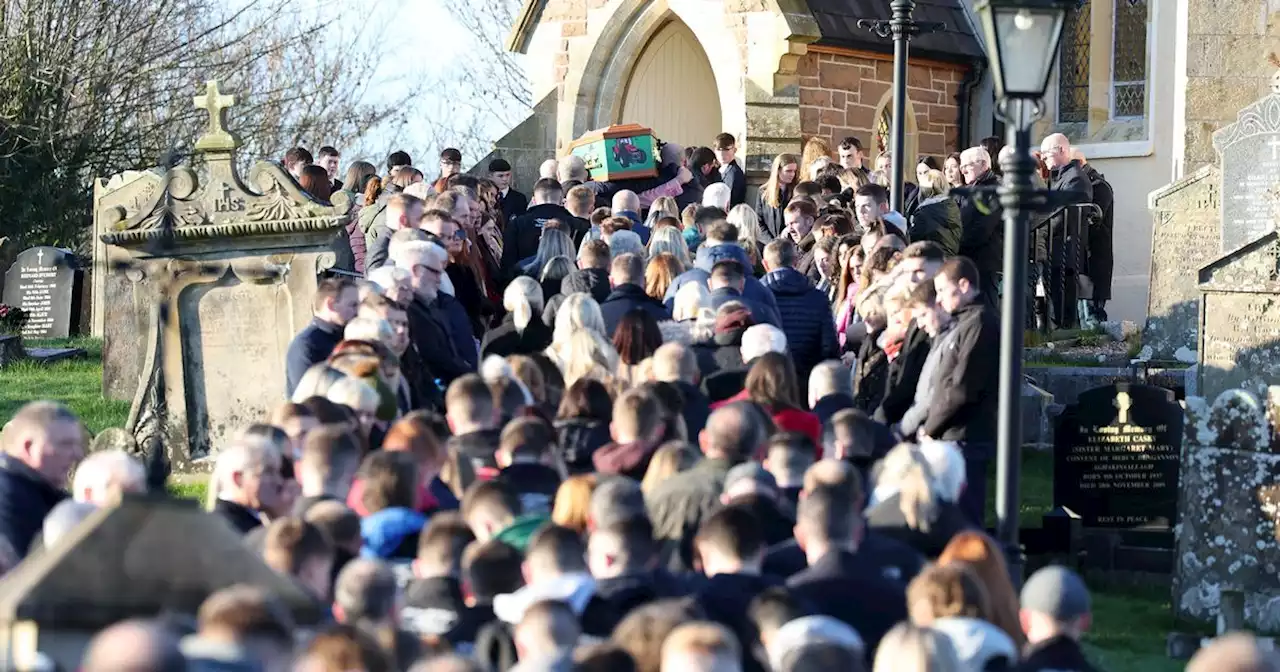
[96,80,350,472]
[1196,228,1280,401]
[1052,383,1183,528]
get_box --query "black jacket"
[0,457,67,557]
[480,314,553,359]
[958,170,1004,274]
[594,569,693,618]
[909,195,963,256]
[693,328,747,382]
[500,203,576,278]
[407,296,472,388]
[1084,165,1115,301]
[755,187,791,244]
[1046,160,1095,269]
[923,301,999,444]
[875,321,931,425]
[500,188,529,223]
[543,267,611,326]
[787,550,909,659]
[672,381,711,437]
[763,531,925,585]
[865,492,973,559]
[555,418,611,474]
[447,264,489,339]
[794,232,821,285]
[761,267,839,381]
[214,499,262,536]
[731,494,795,547]
[495,462,561,517]
[403,577,497,649]
[599,284,671,338]
[694,572,785,672]
[853,328,890,414]
[285,318,344,397]
[811,393,854,427]
[1013,635,1101,672]
[721,160,748,208]
[449,429,503,476]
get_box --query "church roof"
[806,0,986,64]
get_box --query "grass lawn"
[3,339,1200,669]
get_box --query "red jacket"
[711,392,823,455]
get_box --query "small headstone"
[1196,230,1280,400]
[1,247,82,339]
[1212,72,1280,252]
[1207,389,1270,453]
[1053,383,1184,528]
[0,236,13,300]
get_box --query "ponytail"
[363,176,383,206]
[897,458,940,533]
[512,297,533,332]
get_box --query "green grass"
[1,338,130,434]
[7,338,1197,670]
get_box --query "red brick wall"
[797,50,964,159]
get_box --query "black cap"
[440,148,462,163]
[488,158,512,173]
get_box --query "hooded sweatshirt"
[360,507,427,560]
[494,572,598,625]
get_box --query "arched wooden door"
[619,20,722,148]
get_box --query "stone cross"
[35,249,43,265]
[192,80,239,152]
[1115,391,1133,425]
[1269,137,1280,162]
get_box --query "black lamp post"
[971,0,1073,584]
[859,1,942,213]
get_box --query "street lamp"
[971,0,1072,585]
[858,2,942,213]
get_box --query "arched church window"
[1057,0,1091,124]
[1111,0,1148,119]
[875,107,892,155]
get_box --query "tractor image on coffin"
[567,124,659,181]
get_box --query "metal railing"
[1032,202,1102,330]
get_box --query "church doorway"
[619,19,723,148]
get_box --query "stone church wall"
[796,49,963,159]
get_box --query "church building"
[493,0,1279,323]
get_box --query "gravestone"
[1212,72,1280,253]
[1196,230,1280,401]
[0,237,13,300]
[0,247,82,338]
[1053,382,1183,528]
[93,170,164,397]
[97,81,348,470]
[1143,165,1221,359]
[0,495,324,670]
[1174,388,1280,631]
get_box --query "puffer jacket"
[760,267,838,380]
[909,195,963,256]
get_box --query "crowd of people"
[0,132,1203,672]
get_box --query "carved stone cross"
[192,80,239,151]
[1269,136,1280,162]
[1114,391,1133,425]
[36,249,43,265]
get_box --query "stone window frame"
[870,88,920,185]
[1038,0,1158,159]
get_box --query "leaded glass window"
[1111,0,1148,118]
[1057,0,1091,124]
[876,107,891,155]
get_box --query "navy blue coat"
[761,267,838,379]
[438,293,478,371]
[663,244,781,320]
[787,549,910,660]
[599,284,670,338]
[0,457,68,556]
[285,318,344,397]
[705,287,781,328]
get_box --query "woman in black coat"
[865,443,973,559]
[479,277,552,358]
[909,168,963,256]
[754,153,800,244]
[554,378,613,474]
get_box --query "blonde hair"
[647,225,692,268]
[557,330,620,388]
[672,282,710,322]
[661,622,741,671]
[327,377,381,415]
[801,137,834,180]
[552,293,607,342]
[837,167,869,192]
[873,623,962,672]
[919,169,950,199]
[727,204,763,261]
[641,442,700,495]
[875,443,942,533]
[551,474,598,534]
[649,196,679,221]
[344,316,394,346]
[504,276,544,332]
[645,253,684,302]
[761,153,800,208]
[291,365,347,402]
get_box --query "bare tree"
[0,0,413,249]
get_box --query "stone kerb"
[1173,387,1280,630]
